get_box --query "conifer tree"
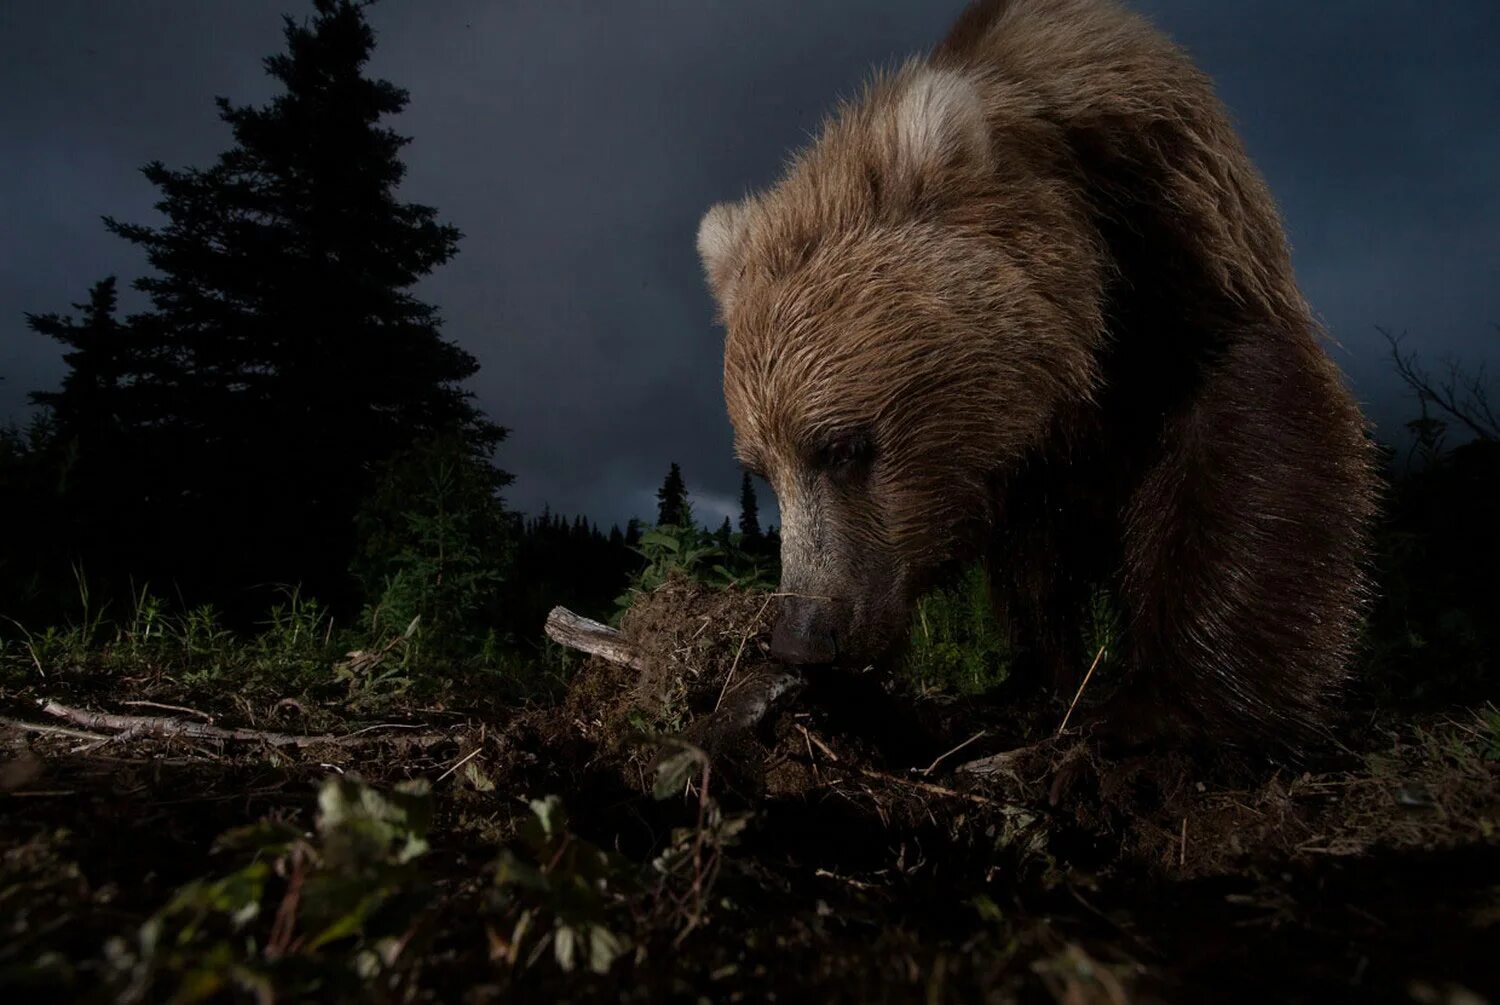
[27,277,127,447]
[656,462,688,527]
[24,277,145,574]
[34,0,504,607]
[737,470,763,551]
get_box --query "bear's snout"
[769,596,842,667]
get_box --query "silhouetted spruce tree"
[80,0,501,609]
[737,470,763,551]
[0,414,70,622]
[656,463,688,526]
[715,516,733,547]
[24,277,145,580]
[28,277,126,447]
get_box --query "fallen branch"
[544,606,648,670]
[36,700,447,749]
[0,717,113,743]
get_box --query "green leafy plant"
[489,747,749,977]
[614,518,776,618]
[104,777,437,1003]
[490,796,637,975]
[903,564,1012,695]
[352,433,515,656]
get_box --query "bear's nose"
[768,598,839,666]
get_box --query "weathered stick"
[544,606,648,671]
[37,700,445,748]
[0,717,112,743]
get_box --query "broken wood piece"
[544,606,649,671]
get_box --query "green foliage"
[60,760,748,999]
[902,564,1012,695]
[1481,706,1500,762]
[901,569,1126,697]
[491,796,637,975]
[352,433,515,656]
[1080,587,1124,667]
[614,520,777,617]
[104,776,437,1002]
[0,570,552,710]
[489,747,747,978]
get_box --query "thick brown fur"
[695,0,1376,751]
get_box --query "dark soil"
[3,576,1498,1003]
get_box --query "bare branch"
[1380,326,1498,442]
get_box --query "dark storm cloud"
[3,1,1497,529]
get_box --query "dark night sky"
[2,1,1497,530]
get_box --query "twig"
[921,729,987,776]
[796,723,841,762]
[855,766,998,807]
[1179,816,1188,868]
[341,722,429,738]
[814,868,881,891]
[0,717,113,743]
[121,699,213,721]
[802,727,821,782]
[36,700,447,748]
[1057,644,1108,737]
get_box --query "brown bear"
[695,0,1376,749]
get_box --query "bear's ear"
[697,199,752,304]
[880,67,992,199]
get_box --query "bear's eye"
[814,430,876,479]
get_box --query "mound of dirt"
[540,577,1500,882]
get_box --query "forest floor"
[2,577,1498,1003]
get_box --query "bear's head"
[696,65,1107,669]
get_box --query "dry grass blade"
[855,766,1000,807]
[435,745,484,784]
[714,594,777,712]
[921,729,987,776]
[1057,644,1108,737]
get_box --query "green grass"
[902,565,1013,696]
[0,575,571,717]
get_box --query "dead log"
[544,606,648,670]
[37,700,445,748]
